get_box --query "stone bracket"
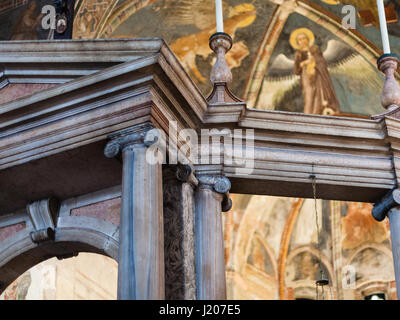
[372,188,400,221]
[27,197,60,243]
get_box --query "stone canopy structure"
[1,0,400,300]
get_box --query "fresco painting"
[109,0,274,95]
[1,0,398,117]
[341,202,390,251]
[0,0,53,40]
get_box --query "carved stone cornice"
[196,174,232,212]
[372,189,400,221]
[104,123,158,158]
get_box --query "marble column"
[194,174,232,300]
[104,123,164,300]
[372,189,400,299]
[163,164,198,299]
[388,207,400,297]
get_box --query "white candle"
[215,0,224,33]
[377,0,391,54]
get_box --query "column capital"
[372,189,400,221]
[196,174,232,212]
[163,164,198,187]
[104,123,158,158]
[196,174,231,194]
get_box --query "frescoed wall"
[2,0,398,116]
[224,195,396,300]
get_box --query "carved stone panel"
[163,165,196,300]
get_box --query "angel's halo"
[289,28,315,50]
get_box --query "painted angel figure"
[291,28,340,115]
[260,27,384,116]
[11,1,45,40]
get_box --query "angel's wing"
[328,53,384,93]
[267,53,295,78]
[152,0,229,30]
[325,41,382,89]
[254,53,299,110]
[256,74,300,110]
[323,39,356,65]
[257,39,379,111]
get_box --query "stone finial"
[371,54,400,119]
[379,54,400,108]
[207,33,243,105]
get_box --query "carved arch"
[0,215,119,294]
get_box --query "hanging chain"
[311,165,327,300]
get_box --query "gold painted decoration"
[73,0,119,39]
[320,0,340,4]
[169,3,256,84]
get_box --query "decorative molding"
[0,222,26,243]
[0,210,28,229]
[59,185,122,217]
